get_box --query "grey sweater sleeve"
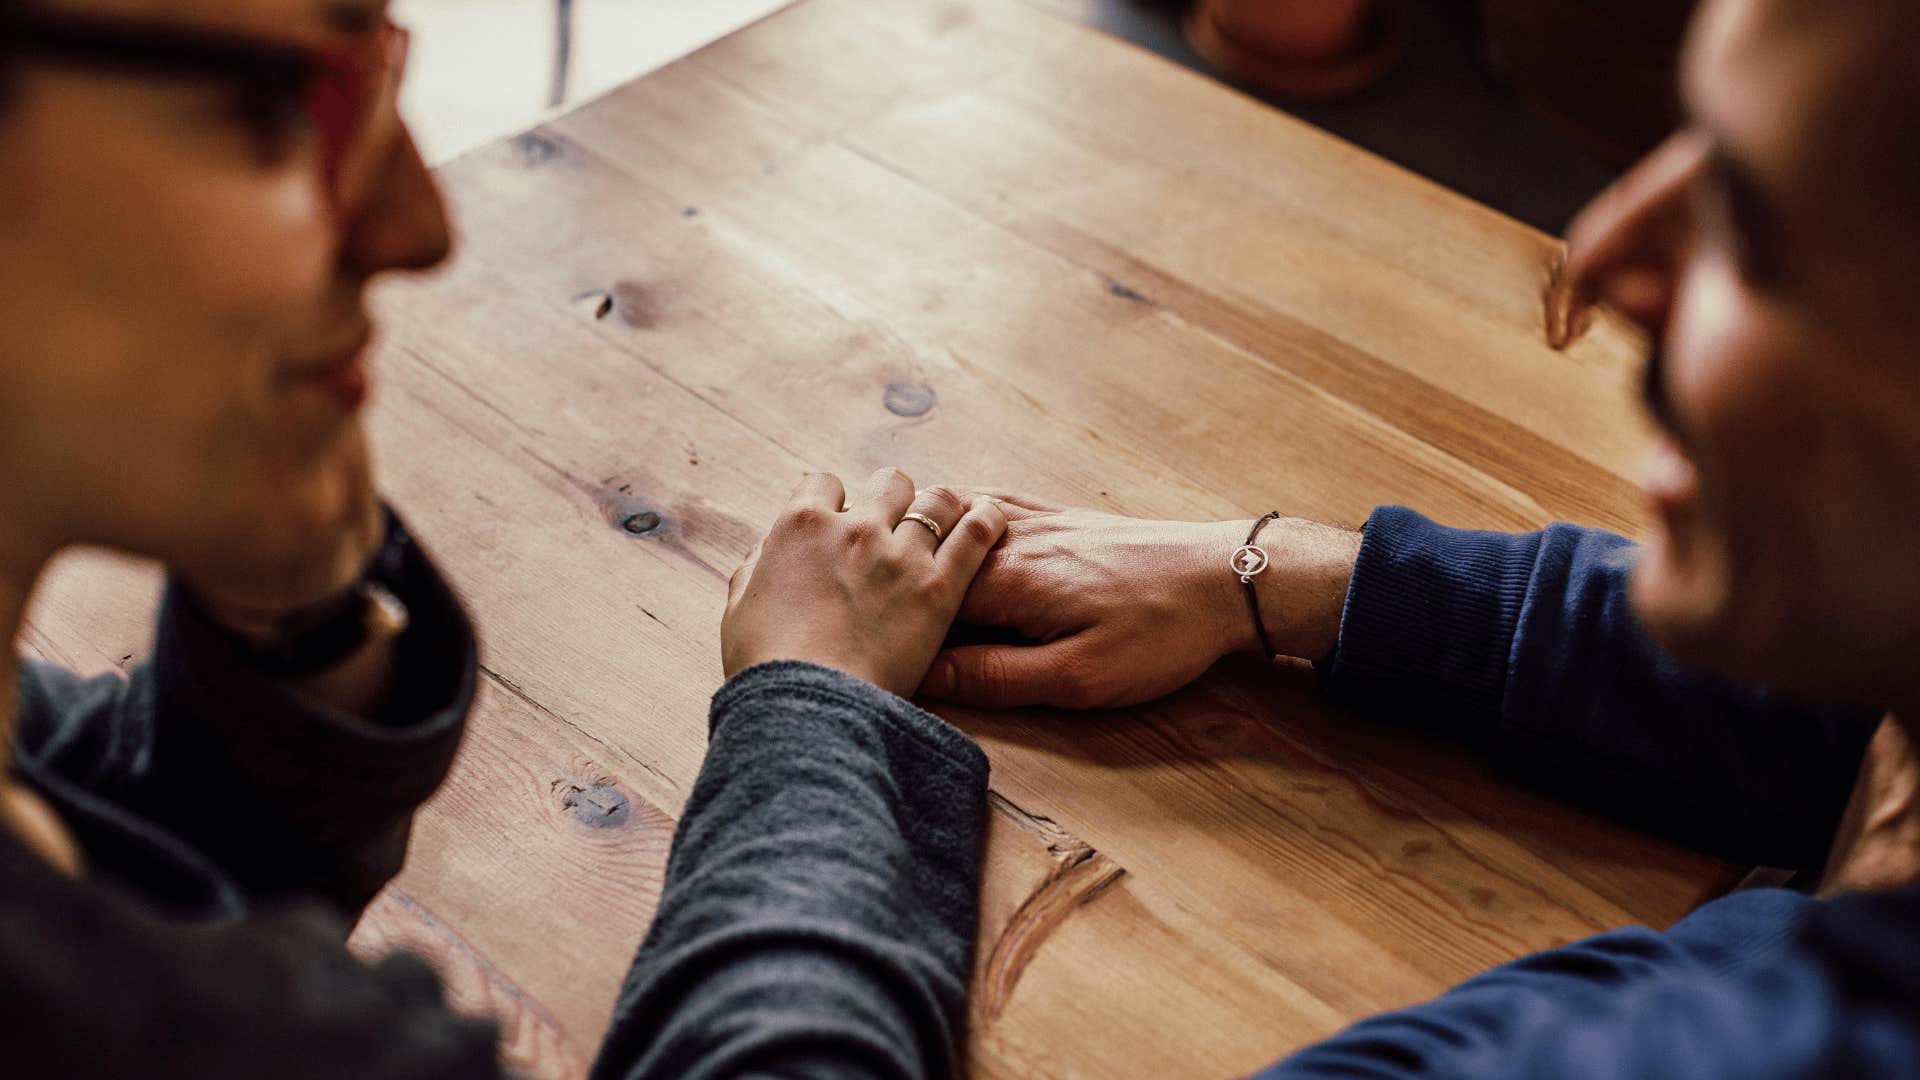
[590,661,991,1080]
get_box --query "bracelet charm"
[1231,544,1271,583]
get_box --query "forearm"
[593,662,989,1080]
[1323,506,1877,867]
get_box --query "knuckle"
[956,511,1001,545]
[919,485,965,516]
[782,506,828,533]
[1055,653,1105,709]
[843,520,884,549]
[976,650,1011,699]
[912,574,952,606]
[873,465,911,488]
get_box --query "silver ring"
[900,512,944,542]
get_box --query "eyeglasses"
[0,9,409,216]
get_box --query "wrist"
[1194,519,1263,659]
[1259,518,1361,663]
[1203,516,1361,663]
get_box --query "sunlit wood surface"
[24,0,1736,1076]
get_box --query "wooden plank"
[18,0,1736,1076]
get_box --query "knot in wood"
[621,512,663,536]
[883,382,937,417]
[561,782,631,828]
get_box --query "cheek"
[115,166,335,351]
[1654,255,1888,680]
[0,91,342,554]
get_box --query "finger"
[726,541,764,607]
[948,485,1063,516]
[1546,130,1705,349]
[918,639,1090,709]
[954,551,1024,627]
[857,466,916,527]
[895,485,969,552]
[786,472,846,514]
[934,498,1009,579]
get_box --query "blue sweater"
[1260,507,1914,1078]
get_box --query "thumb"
[919,640,1092,709]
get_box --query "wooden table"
[24,0,1738,1076]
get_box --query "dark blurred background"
[1078,0,1699,233]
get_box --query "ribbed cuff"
[712,660,989,780]
[1323,506,1543,742]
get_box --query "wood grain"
[22,0,1735,1076]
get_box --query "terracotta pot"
[1205,0,1375,61]
[1184,0,1406,100]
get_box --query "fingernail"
[924,657,955,698]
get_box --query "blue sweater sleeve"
[1323,506,1879,869]
[1257,884,1920,1080]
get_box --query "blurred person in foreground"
[913,0,1920,1074]
[0,0,1008,1076]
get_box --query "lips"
[281,330,373,411]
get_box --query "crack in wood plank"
[479,663,678,793]
[978,792,1127,1020]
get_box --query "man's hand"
[724,469,1009,699]
[1819,715,1920,899]
[1545,130,1705,349]
[916,491,1361,710]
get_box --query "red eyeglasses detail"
[309,21,409,213]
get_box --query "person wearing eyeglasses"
[0,1,1007,1077]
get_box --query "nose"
[338,124,453,278]
[1546,130,1706,348]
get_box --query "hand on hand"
[916,492,1363,710]
[913,492,1254,710]
[723,469,1010,699]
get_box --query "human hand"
[1819,715,1920,899]
[1545,130,1705,349]
[917,491,1360,710]
[723,469,1010,699]
[171,425,386,640]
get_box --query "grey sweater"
[2,521,988,1078]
